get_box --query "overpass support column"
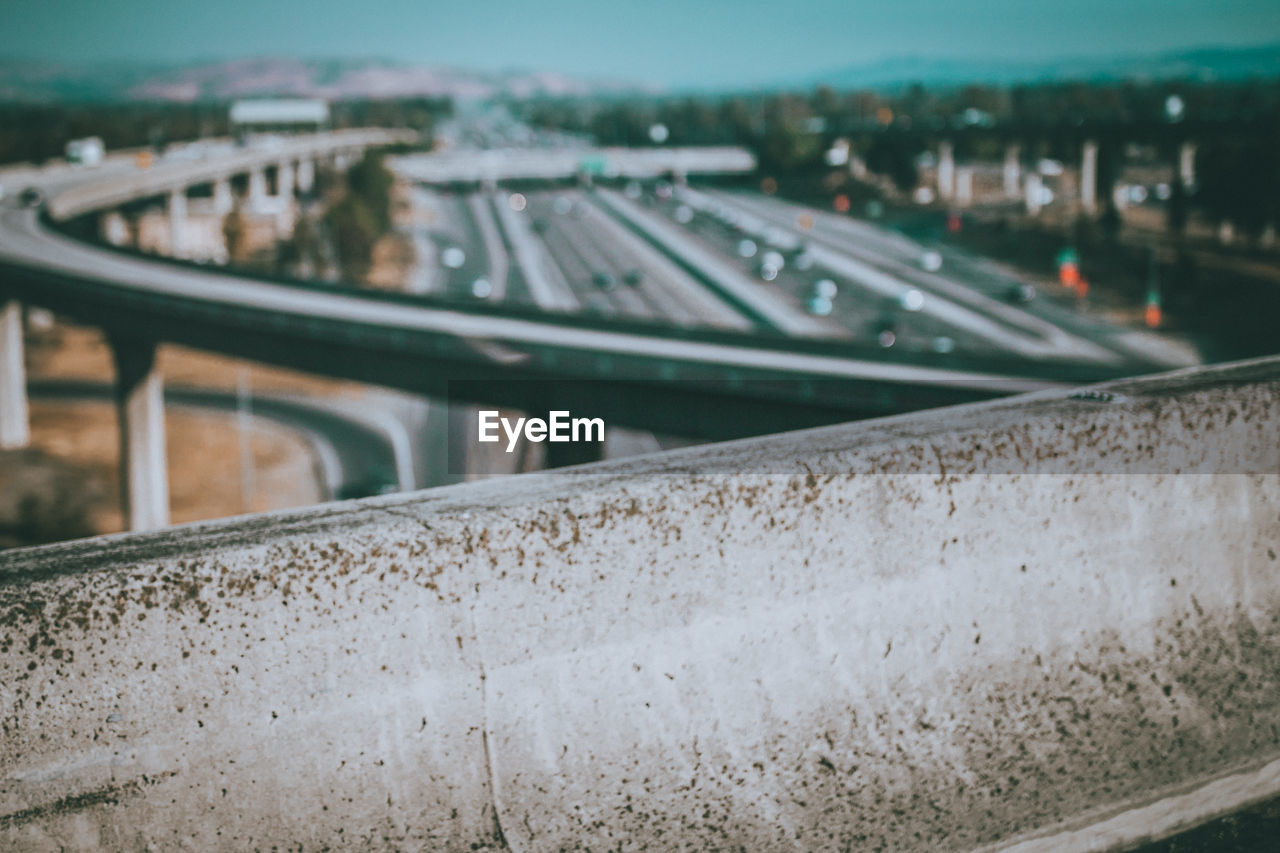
[273,161,296,234]
[936,141,955,202]
[954,167,973,207]
[110,335,169,532]
[1025,171,1044,216]
[276,160,294,200]
[296,158,315,194]
[212,177,234,214]
[248,166,267,211]
[168,188,188,257]
[1003,145,1021,199]
[0,300,29,450]
[1080,140,1099,217]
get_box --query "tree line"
[517,78,1280,238]
[0,97,450,166]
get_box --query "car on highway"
[806,295,833,316]
[591,271,617,290]
[1006,283,1037,304]
[875,313,898,348]
[623,269,643,287]
[18,187,43,208]
[531,218,550,234]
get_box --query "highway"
[519,189,753,328]
[656,185,1125,363]
[693,186,1199,367]
[0,131,1191,445]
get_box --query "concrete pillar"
[101,210,130,246]
[248,166,267,210]
[212,177,234,214]
[167,188,187,257]
[272,161,296,234]
[937,141,955,202]
[111,335,169,531]
[1025,172,1044,216]
[1003,145,1021,199]
[1080,140,1099,217]
[276,160,294,200]
[954,167,973,207]
[0,301,30,450]
[296,158,315,194]
[1179,142,1197,190]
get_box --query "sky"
[2,0,1278,88]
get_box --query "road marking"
[491,191,578,311]
[576,193,752,330]
[466,192,508,302]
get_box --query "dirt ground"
[12,316,372,546]
[27,400,324,536]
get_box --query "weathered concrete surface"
[2,357,1279,851]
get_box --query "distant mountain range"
[1,43,1277,104]
[0,56,653,103]
[782,44,1280,92]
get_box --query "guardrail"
[3,356,1278,850]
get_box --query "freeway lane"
[674,185,1130,365]
[593,187,846,339]
[491,188,579,311]
[521,189,753,329]
[703,187,1199,370]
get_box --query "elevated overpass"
[1,357,1277,850]
[388,145,757,184]
[0,131,1153,530]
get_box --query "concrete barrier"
[2,357,1279,851]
